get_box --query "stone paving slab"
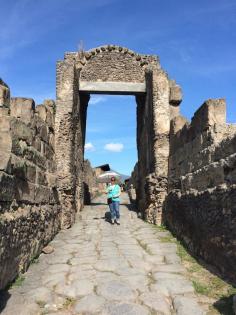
[0,194,205,315]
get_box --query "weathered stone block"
[169,80,182,106]
[0,115,11,132]
[170,105,180,119]
[0,79,10,108]
[0,118,12,171]
[0,172,15,201]
[46,173,57,187]
[10,97,35,125]
[39,124,49,142]
[15,179,35,203]
[47,160,56,173]
[10,118,33,146]
[43,99,55,110]
[0,107,10,117]
[22,146,47,170]
[181,162,225,192]
[35,104,47,121]
[170,116,188,136]
[46,109,54,129]
[49,187,60,204]
[11,155,36,183]
[192,99,226,133]
[36,169,48,186]
[34,185,50,203]
[49,132,55,148]
[43,142,54,161]
[11,138,25,157]
[32,136,41,152]
[0,152,12,172]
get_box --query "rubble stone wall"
[130,70,182,224]
[55,57,89,229]
[0,81,61,289]
[83,159,99,204]
[165,99,236,282]
[0,79,97,290]
[78,45,158,83]
[56,46,182,226]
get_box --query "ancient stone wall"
[55,55,89,228]
[0,80,61,290]
[131,73,182,224]
[2,44,235,288]
[83,159,99,204]
[55,45,177,226]
[164,99,236,282]
[80,47,149,83]
[0,79,98,290]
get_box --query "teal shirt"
[106,184,113,198]
[107,184,120,202]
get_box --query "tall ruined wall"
[164,99,236,282]
[131,72,182,224]
[83,159,99,204]
[55,55,89,228]
[56,45,176,226]
[56,45,184,226]
[77,45,156,83]
[0,80,60,290]
[0,79,97,290]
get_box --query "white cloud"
[104,143,124,152]
[85,142,95,152]
[89,96,107,105]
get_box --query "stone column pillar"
[144,68,170,224]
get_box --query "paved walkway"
[1,194,205,315]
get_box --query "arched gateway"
[55,45,182,228]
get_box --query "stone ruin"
[0,45,235,289]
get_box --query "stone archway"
[55,45,182,228]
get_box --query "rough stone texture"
[79,81,146,93]
[55,57,89,228]
[0,194,205,315]
[83,159,99,204]
[129,63,183,224]
[0,79,97,290]
[173,296,205,315]
[2,44,235,295]
[0,79,10,108]
[164,98,236,283]
[0,81,61,290]
[10,97,35,125]
[79,46,155,83]
[56,45,182,227]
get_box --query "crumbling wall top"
[60,45,160,84]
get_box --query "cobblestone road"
[1,194,205,315]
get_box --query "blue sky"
[1,0,236,174]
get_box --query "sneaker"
[116,219,120,225]
[111,219,115,225]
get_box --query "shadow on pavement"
[213,294,235,315]
[93,211,115,225]
[90,202,107,206]
[0,290,11,312]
